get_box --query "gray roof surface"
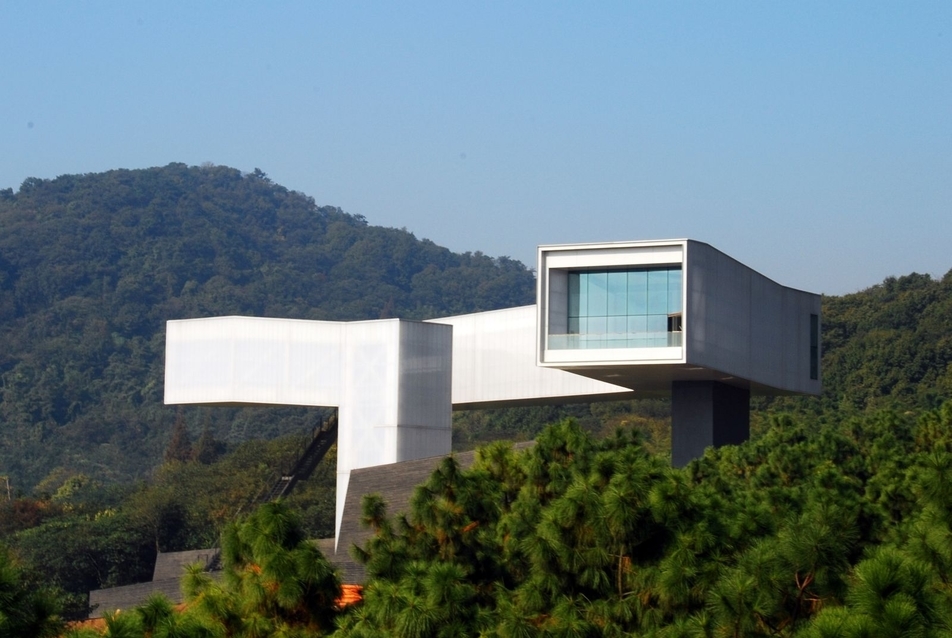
[89,579,185,618]
[332,442,534,583]
[152,548,220,581]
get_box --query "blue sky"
[2,2,949,295]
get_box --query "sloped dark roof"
[332,442,534,583]
[89,579,183,618]
[152,548,220,581]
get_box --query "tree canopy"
[0,164,536,491]
[1,163,951,635]
[342,404,952,637]
[42,403,952,637]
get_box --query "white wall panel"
[166,238,821,549]
[334,319,455,546]
[336,320,400,544]
[429,306,631,407]
[164,316,343,407]
[542,242,684,269]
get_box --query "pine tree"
[0,545,63,638]
[191,425,221,465]
[164,413,192,464]
[181,501,341,636]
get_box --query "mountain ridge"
[1,163,950,492]
[0,163,535,490]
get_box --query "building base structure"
[671,381,750,468]
[164,239,821,546]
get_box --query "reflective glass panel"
[587,315,607,336]
[647,314,667,346]
[607,271,628,316]
[647,314,667,333]
[627,270,648,315]
[568,272,580,318]
[577,273,588,319]
[587,272,608,318]
[555,265,683,350]
[607,315,627,336]
[627,315,647,336]
[647,270,668,315]
[668,269,682,313]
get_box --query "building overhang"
[163,237,822,545]
[536,239,822,397]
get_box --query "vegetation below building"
[8,402,952,636]
[0,164,951,633]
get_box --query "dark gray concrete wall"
[671,381,750,467]
[684,240,821,396]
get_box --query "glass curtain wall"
[550,266,682,349]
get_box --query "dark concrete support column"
[671,381,750,468]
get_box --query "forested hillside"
[3,163,952,492]
[2,163,951,495]
[821,272,952,410]
[1,163,952,631]
[0,164,535,491]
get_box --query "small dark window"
[809,314,819,380]
[667,312,682,333]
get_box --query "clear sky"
[3,2,949,295]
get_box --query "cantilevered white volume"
[164,312,631,546]
[165,238,822,543]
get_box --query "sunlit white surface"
[165,316,344,407]
[428,306,632,407]
[165,239,821,546]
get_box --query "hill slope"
[0,164,535,490]
[821,272,952,410]
[1,163,950,491]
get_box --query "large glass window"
[550,266,682,350]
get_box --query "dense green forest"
[8,404,952,636]
[341,406,952,637]
[2,164,950,492]
[0,164,535,492]
[1,164,952,634]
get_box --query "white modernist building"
[165,239,821,544]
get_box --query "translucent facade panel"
[588,272,608,318]
[627,271,648,315]
[647,270,668,315]
[668,269,682,313]
[551,266,683,350]
[607,272,628,315]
